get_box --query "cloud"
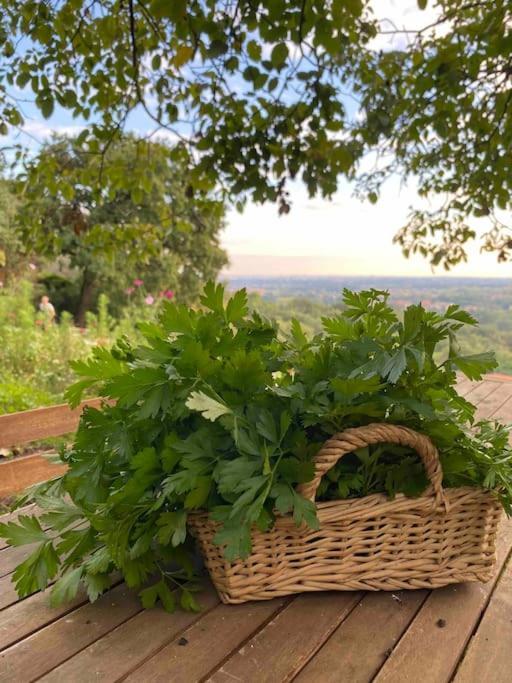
[369,0,442,51]
[2,121,85,148]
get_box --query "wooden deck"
[1,375,512,682]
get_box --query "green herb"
[1,285,511,612]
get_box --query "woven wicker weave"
[188,423,502,604]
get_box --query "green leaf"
[278,457,315,484]
[12,542,59,597]
[215,457,260,497]
[140,579,176,612]
[184,476,211,509]
[225,288,248,323]
[50,567,83,607]
[451,352,497,380]
[273,484,319,530]
[380,348,407,383]
[290,318,308,349]
[247,40,261,61]
[151,0,186,20]
[139,582,159,608]
[83,572,111,602]
[255,408,278,443]
[174,45,194,67]
[69,346,126,381]
[84,546,112,575]
[40,97,54,119]
[322,315,355,341]
[156,511,187,547]
[180,588,200,612]
[0,516,48,546]
[212,515,252,561]
[200,280,225,316]
[64,379,96,408]
[271,43,289,68]
[186,391,232,421]
[160,302,196,335]
[38,497,83,532]
[444,305,477,326]
[331,376,383,398]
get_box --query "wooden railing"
[0,398,102,497]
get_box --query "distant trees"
[0,177,24,282]
[16,136,227,324]
[0,1,510,266]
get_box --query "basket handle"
[296,423,447,508]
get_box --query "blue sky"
[2,0,511,279]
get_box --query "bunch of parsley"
[1,284,511,612]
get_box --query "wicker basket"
[188,423,503,604]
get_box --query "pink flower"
[163,289,175,300]
[145,294,154,305]
[125,287,134,295]
[133,278,144,287]
[28,263,37,271]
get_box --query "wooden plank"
[294,590,428,683]
[39,586,220,683]
[0,583,142,682]
[124,596,289,683]
[454,555,512,683]
[488,372,512,383]
[207,592,362,683]
[463,380,500,405]
[455,376,474,396]
[0,454,66,497]
[457,379,482,398]
[0,398,104,448]
[373,519,512,683]
[475,380,512,420]
[0,573,24,611]
[492,393,512,423]
[0,587,90,651]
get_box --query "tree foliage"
[16,135,227,322]
[0,176,24,280]
[356,0,512,266]
[0,1,510,265]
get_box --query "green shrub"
[0,282,155,413]
[0,379,54,414]
[1,284,511,613]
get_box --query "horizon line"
[222,273,512,280]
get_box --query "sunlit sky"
[2,0,510,279]
[222,178,511,278]
[222,0,511,278]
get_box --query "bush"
[0,280,161,414]
[0,282,91,407]
[1,283,511,614]
[0,379,54,414]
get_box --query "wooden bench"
[0,376,511,681]
[0,399,104,497]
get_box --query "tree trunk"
[76,269,96,327]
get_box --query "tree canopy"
[16,135,227,323]
[0,1,511,266]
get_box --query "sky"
[222,178,512,278]
[222,0,511,279]
[2,1,511,280]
